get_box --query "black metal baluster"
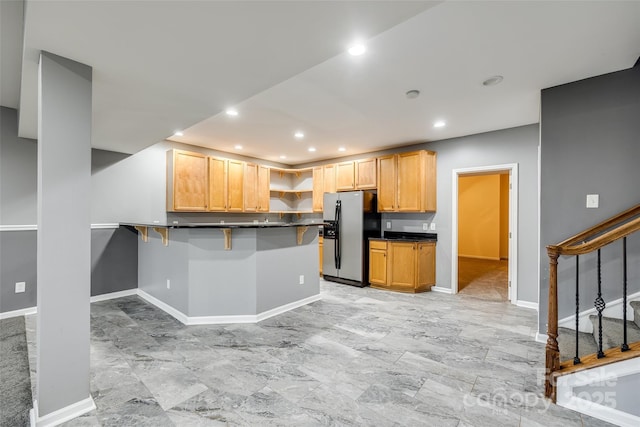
[622,237,629,352]
[595,249,606,358]
[574,255,581,365]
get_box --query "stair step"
[589,315,640,351]
[631,300,640,329]
[558,326,598,362]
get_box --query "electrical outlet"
[422,223,429,231]
[299,275,305,285]
[15,282,26,293]
[386,221,391,229]
[166,279,171,289]
[430,223,436,231]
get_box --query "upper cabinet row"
[167,148,436,213]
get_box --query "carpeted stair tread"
[631,300,640,329]
[589,314,640,351]
[558,326,598,362]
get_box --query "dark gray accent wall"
[0,107,37,225]
[91,227,138,297]
[0,230,36,313]
[540,66,640,333]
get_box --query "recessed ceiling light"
[294,131,304,139]
[338,147,346,152]
[225,108,239,116]
[482,75,504,86]
[234,145,242,150]
[308,147,316,152]
[173,130,184,137]
[348,44,366,56]
[433,120,446,128]
[279,155,287,159]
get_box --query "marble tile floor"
[458,257,509,302]
[18,280,616,427]
[0,316,32,427]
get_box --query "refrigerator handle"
[335,200,341,270]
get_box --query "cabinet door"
[257,165,270,212]
[423,151,437,212]
[388,242,417,290]
[323,164,336,194]
[312,166,324,212]
[208,157,227,211]
[169,150,208,211]
[397,151,422,212]
[227,160,245,212]
[369,241,388,286]
[336,161,355,191]
[377,155,396,212]
[355,158,377,190]
[417,242,436,291]
[244,163,258,212]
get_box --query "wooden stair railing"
[545,204,640,402]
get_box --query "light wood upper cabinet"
[167,149,208,211]
[376,150,436,213]
[257,165,270,212]
[355,158,377,190]
[370,240,435,293]
[312,166,324,212]
[377,154,397,212]
[208,157,227,211]
[227,159,244,212]
[323,164,336,194]
[336,161,355,191]
[243,163,259,212]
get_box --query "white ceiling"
[4,1,640,165]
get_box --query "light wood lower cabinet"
[369,240,435,293]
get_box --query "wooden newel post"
[545,246,561,402]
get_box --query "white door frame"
[451,163,519,304]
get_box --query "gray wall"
[137,227,319,317]
[0,106,37,224]
[0,108,139,315]
[302,124,540,304]
[91,227,138,297]
[573,372,640,417]
[540,65,640,333]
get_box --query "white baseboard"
[137,289,321,325]
[556,358,640,427]
[90,289,137,303]
[256,294,322,322]
[0,224,38,231]
[516,300,538,310]
[535,332,548,344]
[431,286,453,294]
[30,396,95,427]
[0,306,37,320]
[136,289,190,324]
[558,291,640,333]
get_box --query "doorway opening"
[451,164,518,304]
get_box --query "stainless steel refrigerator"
[323,191,381,287]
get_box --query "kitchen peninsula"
[125,222,320,324]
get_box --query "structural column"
[35,52,94,424]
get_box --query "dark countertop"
[370,231,437,242]
[121,222,318,229]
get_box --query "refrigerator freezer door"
[323,193,339,221]
[336,191,364,282]
[322,235,337,277]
